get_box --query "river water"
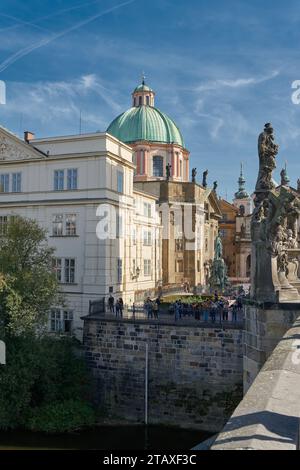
[0,426,211,450]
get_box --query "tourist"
[132,302,136,318]
[223,301,229,321]
[232,303,238,322]
[119,297,124,317]
[108,294,115,314]
[146,298,153,319]
[155,297,161,315]
[214,291,219,302]
[210,302,216,323]
[203,301,209,322]
[115,299,120,317]
[153,300,159,319]
[174,301,180,321]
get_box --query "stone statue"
[202,170,208,188]
[297,178,300,192]
[256,123,279,191]
[192,168,197,183]
[251,124,300,302]
[213,181,218,191]
[166,163,171,181]
[208,233,229,293]
[214,232,223,259]
[280,167,290,186]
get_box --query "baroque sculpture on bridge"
[251,124,300,302]
[209,232,228,293]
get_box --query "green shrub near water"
[27,400,95,433]
[0,335,96,433]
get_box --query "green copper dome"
[107,105,184,147]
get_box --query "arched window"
[146,95,150,105]
[139,96,142,106]
[133,97,136,107]
[153,156,164,177]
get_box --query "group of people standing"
[143,297,161,319]
[172,292,242,323]
[108,295,124,317]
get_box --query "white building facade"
[0,126,162,338]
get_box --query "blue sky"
[0,0,300,199]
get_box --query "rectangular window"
[12,173,21,192]
[63,310,73,333]
[54,170,64,191]
[67,168,78,190]
[116,214,123,238]
[0,174,9,192]
[65,214,76,236]
[144,259,151,276]
[52,258,62,282]
[143,230,152,246]
[176,259,184,273]
[50,309,62,332]
[117,171,124,193]
[117,258,122,283]
[143,202,151,218]
[0,215,8,236]
[52,214,63,236]
[65,258,75,284]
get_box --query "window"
[143,202,151,218]
[132,228,136,245]
[117,171,123,193]
[65,214,76,236]
[0,216,8,235]
[63,310,73,333]
[12,173,21,192]
[176,259,184,273]
[146,95,150,105]
[116,214,123,238]
[52,258,62,282]
[205,238,208,252]
[67,168,78,190]
[65,258,75,284]
[143,230,152,246]
[139,96,142,106]
[0,174,9,192]
[50,309,62,332]
[144,259,151,276]
[54,170,64,190]
[52,214,63,236]
[153,155,164,177]
[117,258,122,283]
[50,309,73,333]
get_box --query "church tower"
[107,77,190,182]
[233,163,253,215]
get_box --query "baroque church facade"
[0,78,221,338]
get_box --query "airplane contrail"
[0,0,136,73]
[0,0,104,33]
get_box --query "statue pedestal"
[251,241,300,303]
[287,248,300,293]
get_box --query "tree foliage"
[0,216,61,335]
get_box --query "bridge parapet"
[211,316,300,450]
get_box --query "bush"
[27,400,96,433]
[0,335,95,432]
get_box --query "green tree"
[0,216,61,335]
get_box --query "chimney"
[24,131,35,143]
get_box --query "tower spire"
[235,162,249,199]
